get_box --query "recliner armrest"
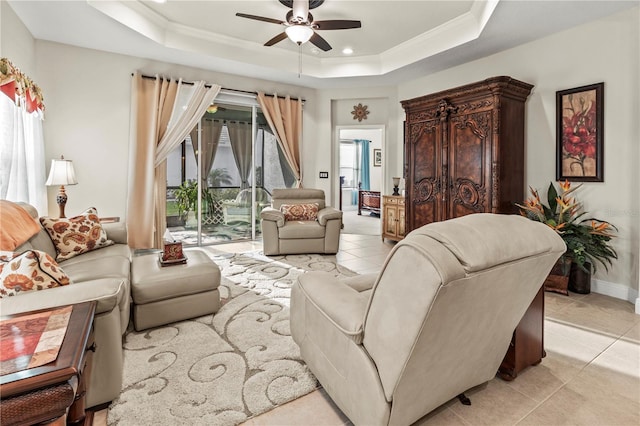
[317,207,342,226]
[260,207,285,227]
[297,271,367,344]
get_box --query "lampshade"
[392,177,401,187]
[285,25,314,44]
[45,157,78,186]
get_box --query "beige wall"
[397,7,639,300]
[3,2,638,304]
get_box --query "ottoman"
[131,249,221,331]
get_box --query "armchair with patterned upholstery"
[260,188,342,255]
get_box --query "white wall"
[1,2,36,77]
[397,7,640,300]
[309,88,401,208]
[29,41,316,219]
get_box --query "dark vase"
[569,262,592,294]
[544,257,572,295]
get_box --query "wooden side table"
[0,302,96,425]
[498,285,545,380]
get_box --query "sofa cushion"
[281,203,319,221]
[0,200,41,251]
[0,250,71,297]
[61,253,131,284]
[278,221,326,239]
[59,244,131,268]
[40,207,114,261]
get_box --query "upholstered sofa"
[0,202,131,408]
[260,188,342,255]
[291,213,565,425]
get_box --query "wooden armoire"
[401,76,533,233]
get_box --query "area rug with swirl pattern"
[107,250,356,426]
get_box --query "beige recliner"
[291,213,565,425]
[260,188,342,255]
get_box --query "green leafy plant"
[517,181,617,274]
[173,180,199,218]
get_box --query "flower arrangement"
[517,181,617,274]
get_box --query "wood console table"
[0,302,96,426]
[382,195,405,242]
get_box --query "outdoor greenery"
[517,180,617,274]
[172,168,238,219]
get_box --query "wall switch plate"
[319,171,329,178]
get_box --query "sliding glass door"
[165,93,294,246]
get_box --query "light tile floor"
[94,233,640,426]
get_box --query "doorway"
[336,126,384,235]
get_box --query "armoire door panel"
[448,111,493,217]
[409,121,440,226]
[410,122,439,185]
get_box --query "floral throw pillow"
[0,250,71,298]
[40,207,114,261]
[280,203,319,221]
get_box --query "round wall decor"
[351,103,370,122]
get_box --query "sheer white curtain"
[127,73,220,248]
[0,94,47,214]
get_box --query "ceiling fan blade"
[235,13,284,25]
[310,32,331,51]
[264,32,289,47]
[313,20,361,30]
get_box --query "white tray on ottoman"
[131,249,221,331]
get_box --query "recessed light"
[150,0,167,3]
[342,47,354,55]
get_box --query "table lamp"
[392,177,401,196]
[45,155,78,218]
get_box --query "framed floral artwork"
[556,82,604,182]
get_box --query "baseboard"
[591,278,640,314]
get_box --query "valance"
[0,58,45,113]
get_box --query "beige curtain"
[257,92,303,187]
[126,72,220,248]
[189,119,224,189]
[227,121,253,190]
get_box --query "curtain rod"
[133,73,305,102]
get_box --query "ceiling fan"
[236,0,361,52]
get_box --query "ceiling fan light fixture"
[285,25,314,44]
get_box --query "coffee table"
[0,301,96,426]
